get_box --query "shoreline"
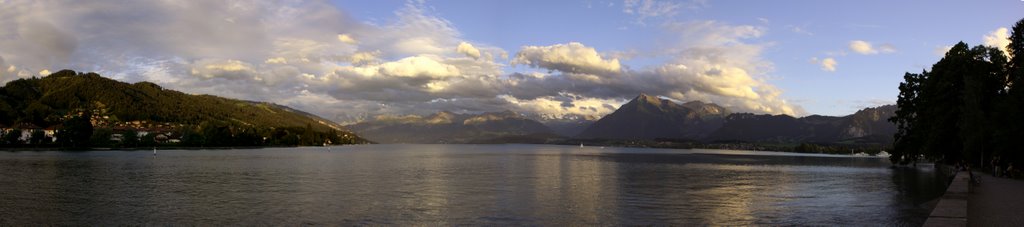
[0,144,369,152]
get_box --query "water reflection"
[0,145,943,225]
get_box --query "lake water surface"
[0,144,946,225]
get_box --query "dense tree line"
[889,18,1024,167]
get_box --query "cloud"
[810,57,837,72]
[849,40,895,55]
[265,57,287,64]
[500,94,623,119]
[621,0,706,24]
[983,27,1010,57]
[349,51,380,65]
[337,34,358,44]
[0,0,804,125]
[512,42,622,75]
[190,59,256,80]
[456,42,481,59]
[787,25,813,35]
[623,0,680,21]
[501,21,802,116]
[377,55,460,78]
[821,57,837,72]
[934,45,953,56]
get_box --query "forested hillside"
[0,70,366,148]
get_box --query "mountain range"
[578,93,730,140]
[578,94,896,144]
[1,70,894,147]
[348,93,896,145]
[346,110,555,143]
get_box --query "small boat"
[579,143,584,148]
[152,148,157,156]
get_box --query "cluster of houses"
[0,120,184,145]
[0,123,59,143]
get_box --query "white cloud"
[349,51,380,65]
[934,45,953,56]
[499,94,623,118]
[190,59,255,80]
[983,27,1010,57]
[265,57,287,64]
[337,34,358,44]
[849,40,875,54]
[849,40,895,55]
[501,21,802,116]
[819,57,837,72]
[39,69,51,76]
[512,42,622,75]
[377,55,460,78]
[456,42,481,59]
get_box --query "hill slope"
[0,70,364,145]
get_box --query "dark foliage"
[890,18,1024,166]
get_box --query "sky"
[0,0,1021,124]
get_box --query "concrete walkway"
[924,171,969,227]
[968,172,1024,227]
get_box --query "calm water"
[0,144,946,225]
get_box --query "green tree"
[121,130,139,148]
[2,130,21,145]
[139,132,157,147]
[91,128,112,147]
[1000,18,1024,165]
[890,72,925,164]
[301,123,316,146]
[890,42,1007,166]
[56,114,93,149]
[29,130,45,145]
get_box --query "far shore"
[0,144,371,152]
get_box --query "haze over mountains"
[346,111,554,144]
[348,93,897,145]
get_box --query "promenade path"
[968,171,1024,227]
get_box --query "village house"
[0,124,10,138]
[15,123,42,143]
[43,125,59,143]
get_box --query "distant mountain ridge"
[577,93,730,140]
[707,105,897,143]
[347,110,555,143]
[577,93,896,144]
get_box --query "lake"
[0,144,947,225]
